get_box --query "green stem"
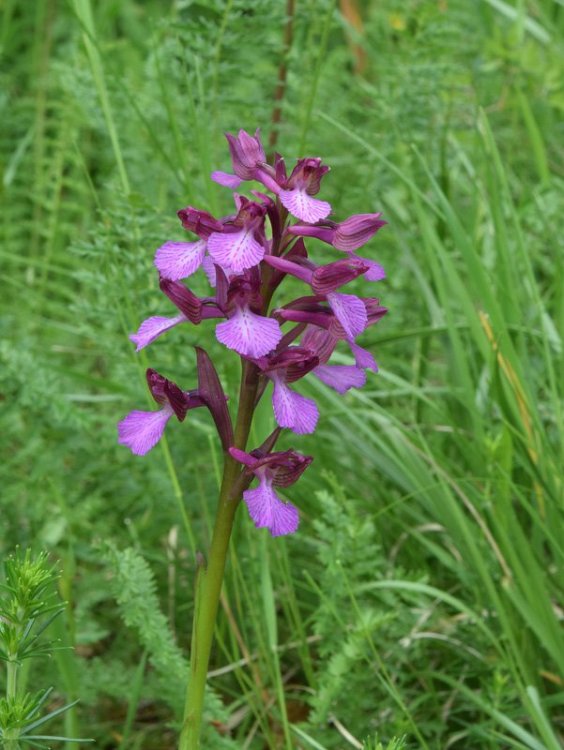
[179,360,260,750]
[6,658,17,700]
[5,656,21,750]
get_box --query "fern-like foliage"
[104,545,238,749]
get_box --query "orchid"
[117,128,388,750]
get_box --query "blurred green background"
[1,0,563,748]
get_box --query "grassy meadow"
[1,0,563,748]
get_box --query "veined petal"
[208,228,265,273]
[154,240,206,281]
[271,377,319,434]
[326,292,367,340]
[352,254,386,281]
[211,170,242,189]
[244,476,299,536]
[349,341,378,372]
[129,314,185,352]
[117,406,173,456]
[313,364,366,394]
[279,189,331,223]
[216,308,282,358]
[333,213,387,251]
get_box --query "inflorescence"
[118,129,388,537]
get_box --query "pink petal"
[244,476,299,536]
[352,254,386,281]
[313,364,366,394]
[326,292,368,340]
[207,228,265,273]
[279,189,331,223]
[129,314,186,352]
[211,170,242,189]
[215,308,282,358]
[271,377,319,434]
[154,240,206,281]
[349,341,378,372]
[117,406,173,456]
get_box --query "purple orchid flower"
[129,278,222,351]
[215,273,282,358]
[265,255,370,340]
[287,214,387,280]
[118,369,205,455]
[207,196,268,273]
[154,207,225,282]
[229,446,312,536]
[288,213,386,251]
[212,131,331,223]
[255,347,320,434]
[276,157,331,223]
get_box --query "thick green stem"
[179,361,259,750]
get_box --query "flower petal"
[216,307,282,358]
[129,315,185,352]
[349,341,378,372]
[352,254,386,281]
[117,406,173,456]
[333,213,387,252]
[244,476,299,536]
[271,377,319,434]
[279,189,331,223]
[154,240,206,281]
[313,364,366,394]
[211,170,242,189]
[326,292,367,340]
[208,228,265,273]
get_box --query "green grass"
[1,0,563,748]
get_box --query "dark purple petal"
[286,157,330,195]
[333,213,387,252]
[311,258,368,295]
[159,278,203,323]
[177,207,223,239]
[301,326,338,364]
[225,129,266,180]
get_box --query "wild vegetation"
[1,0,563,748]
